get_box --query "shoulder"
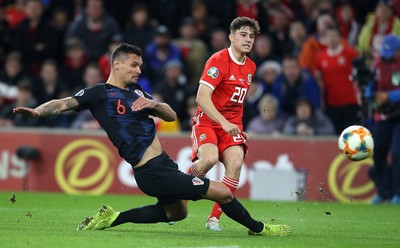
[246,57,257,70]
[208,49,230,63]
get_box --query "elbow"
[168,111,178,122]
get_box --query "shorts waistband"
[132,151,166,172]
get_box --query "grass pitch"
[0,191,399,248]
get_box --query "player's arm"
[13,97,79,118]
[131,96,177,122]
[196,84,241,136]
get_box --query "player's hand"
[374,91,388,106]
[241,131,249,142]
[131,97,157,111]
[221,121,241,136]
[13,107,40,118]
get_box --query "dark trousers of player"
[368,119,400,199]
[325,104,362,135]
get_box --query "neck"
[106,74,128,89]
[230,46,246,63]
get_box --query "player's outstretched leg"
[77,205,119,230]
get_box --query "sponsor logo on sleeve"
[134,89,144,97]
[75,90,84,96]
[247,74,252,84]
[207,67,219,79]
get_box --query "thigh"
[134,152,210,201]
[191,125,218,161]
[217,128,248,158]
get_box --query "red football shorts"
[190,125,248,162]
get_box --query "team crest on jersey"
[75,89,84,96]
[247,74,252,84]
[207,67,219,79]
[134,89,144,97]
[199,134,206,141]
[192,177,204,186]
[338,56,346,65]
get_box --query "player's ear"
[229,33,234,43]
[113,59,120,70]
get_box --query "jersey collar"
[228,47,246,65]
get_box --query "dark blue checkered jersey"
[72,83,156,166]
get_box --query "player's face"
[230,26,256,54]
[118,54,143,84]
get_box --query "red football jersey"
[195,47,256,126]
[316,45,359,107]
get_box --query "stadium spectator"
[153,60,193,124]
[208,28,229,57]
[188,17,259,232]
[173,17,208,85]
[59,38,88,91]
[98,34,123,81]
[4,0,26,29]
[34,59,73,127]
[122,3,155,53]
[358,0,400,57]
[289,0,319,32]
[235,0,268,32]
[336,2,360,47]
[258,60,281,94]
[282,97,334,136]
[298,13,337,72]
[144,25,181,85]
[250,34,279,66]
[0,51,27,87]
[0,5,11,67]
[244,60,281,123]
[190,0,220,44]
[315,26,361,134]
[49,8,70,64]
[64,0,120,60]
[246,94,286,136]
[33,59,68,105]
[11,0,58,75]
[268,6,291,59]
[368,34,400,205]
[272,56,320,115]
[0,79,39,127]
[284,20,308,58]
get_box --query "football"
[338,125,374,161]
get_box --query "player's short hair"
[230,17,260,35]
[111,43,142,64]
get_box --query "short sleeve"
[199,56,226,90]
[72,85,100,111]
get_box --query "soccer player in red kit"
[188,17,260,231]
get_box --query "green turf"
[0,191,399,248]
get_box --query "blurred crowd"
[0,0,398,136]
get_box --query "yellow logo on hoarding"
[328,154,374,203]
[55,139,115,195]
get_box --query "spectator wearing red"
[299,13,337,72]
[59,38,88,91]
[11,0,58,75]
[316,26,361,134]
[4,0,26,29]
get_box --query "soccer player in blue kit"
[13,43,291,237]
